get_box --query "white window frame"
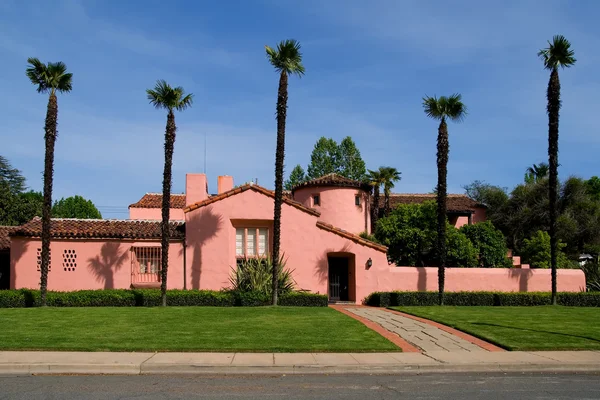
[236,228,269,258]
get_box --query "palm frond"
[445,93,467,122]
[423,94,466,122]
[26,58,72,94]
[265,39,305,77]
[538,34,576,70]
[147,79,193,112]
[423,96,443,120]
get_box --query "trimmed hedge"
[364,291,600,307]
[0,289,327,308]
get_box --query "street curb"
[2,363,600,376]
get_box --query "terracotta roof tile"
[292,173,372,193]
[129,193,186,209]
[378,194,485,213]
[316,221,388,253]
[0,226,16,251]
[184,184,320,217]
[10,217,185,240]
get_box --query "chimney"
[218,175,234,194]
[186,173,208,206]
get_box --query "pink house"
[3,173,586,301]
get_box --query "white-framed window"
[236,228,269,258]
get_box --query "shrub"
[581,261,600,292]
[229,255,295,296]
[278,292,328,307]
[358,231,379,243]
[446,225,478,268]
[521,230,577,269]
[364,291,600,307]
[460,221,513,268]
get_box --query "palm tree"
[26,58,72,306]
[423,94,467,306]
[525,162,549,184]
[265,39,305,306]
[367,168,385,231]
[380,167,401,216]
[147,80,193,307]
[538,35,576,305]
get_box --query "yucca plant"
[230,255,295,296]
[581,261,600,292]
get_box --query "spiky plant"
[265,39,305,305]
[380,166,402,216]
[423,94,467,305]
[146,80,193,307]
[538,35,576,305]
[230,255,295,296]
[26,58,73,306]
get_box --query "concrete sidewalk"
[1,351,599,375]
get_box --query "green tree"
[284,164,306,191]
[538,35,576,305]
[0,155,26,194]
[586,176,600,202]
[521,230,575,269]
[306,137,339,179]
[266,39,305,306]
[338,136,367,181]
[26,57,73,306]
[367,168,386,232]
[446,225,478,268]
[460,221,512,268]
[380,166,401,216]
[52,195,102,219]
[423,94,467,305]
[147,80,193,307]
[525,162,549,184]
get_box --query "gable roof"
[10,217,185,240]
[0,226,16,251]
[129,193,186,209]
[184,183,320,216]
[316,221,388,253]
[379,194,485,213]
[292,173,372,193]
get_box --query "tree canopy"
[304,136,367,181]
[52,195,102,219]
[284,164,306,191]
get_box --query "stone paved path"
[345,307,487,353]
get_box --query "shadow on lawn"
[472,322,600,344]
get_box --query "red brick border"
[329,305,420,353]
[385,308,505,352]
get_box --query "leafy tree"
[521,230,576,269]
[284,164,306,191]
[463,180,509,230]
[586,176,600,202]
[0,186,43,226]
[338,136,367,181]
[380,166,401,216]
[147,80,193,307]
[306,137,339,179]
[524,162,549,184]
[423,94,467,305]
[367,168,386,232]
[26,57,73,306]
[539,35,576,304]
[266,39,305,306]
[52,195,102,219]
[446,225,478,268]
[460,221,512,268]
[0,155,26,194]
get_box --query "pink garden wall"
[10,238,184,291]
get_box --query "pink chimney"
[186,173,208,206]
[218,175,234,194]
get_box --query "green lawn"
[393,306,600,351]
[0,307,399,352]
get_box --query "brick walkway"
[344,307,488,353]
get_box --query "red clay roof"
[0,226,16,251]
[129,193,186,209]
[10,217,185,240]
[292,173,372,193]
[379,194,484,213]
[316,221,388,253]
[184,184,320,216]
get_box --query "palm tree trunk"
[160,110,176,307]
[436,118,449,306]
[272,70,288,306]
[547,68,560,306]
[372,185,380,232]
[40,92,58,307]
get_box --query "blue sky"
[1,0,598,219]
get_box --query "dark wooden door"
[328,257,349,301]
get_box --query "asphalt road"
[1,373,599,399]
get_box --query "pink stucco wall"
[129,207,184,221]
[473,207,486,224]
[10,238,184,291]
[453,215,470,228]
[293,187,371,234]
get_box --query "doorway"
[328,256,349,302]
